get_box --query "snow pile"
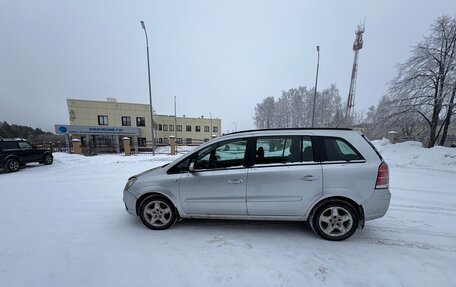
[372,138,456,172]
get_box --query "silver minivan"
[123,128,390,241]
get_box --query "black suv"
[0,138,53,172]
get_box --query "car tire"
[42,154,53,165]
[139,196,176,230]
[309,199,358,241]
[5,158,21,172]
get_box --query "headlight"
[124,177,137,191]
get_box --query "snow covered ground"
[0,140,455,286]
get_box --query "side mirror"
[189,162,195,172]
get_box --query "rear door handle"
[301,175,317,181]
[228,179,244,184]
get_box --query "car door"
[18,141,40,162]
[179,138,249,215]
[246,136,323,216]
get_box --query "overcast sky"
[1,0,455,133]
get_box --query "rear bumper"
[123,189,138,216]
[362,188,391,221]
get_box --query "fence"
[30,137,207,156]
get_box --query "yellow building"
[57,98,221,148]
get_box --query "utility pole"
[311,46,320,128]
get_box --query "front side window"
[204,126,210,132]
[98,115,108,125]
[177,125,182,132]
[18,142,33,149]
[194,139,247,170]
[158,124,163,131]
[136,117,145,127]
[321,137,362,162]
[186,125,192,132]
[163,125,168,131]
[169,125,174,131]
[121,116,131,126]
[213,126,218,133]
[195,126,201,132]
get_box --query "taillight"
[376,162,389,189]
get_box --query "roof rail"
[223,127,353,136]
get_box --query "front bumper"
[123,189,138,216]
[362,188,391,221]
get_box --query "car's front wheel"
[139,196,176,230]
[5,158,21,172]
[42,154,53,165]
[310,199,358,241]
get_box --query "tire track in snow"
[390,203,456,212]
[363,226,456,239]
[392,196,456,208]
[353,236,456,252]
[389,207,456,217]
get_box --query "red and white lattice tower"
[346,23,365,117]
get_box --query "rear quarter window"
[320,137,364,162]
[0,141,19,150]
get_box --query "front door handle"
[301,175,317,181]
[228,179,244,184]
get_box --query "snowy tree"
[388,15,456,147]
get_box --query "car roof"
[221,128,358,138]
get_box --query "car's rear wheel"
[43,154,53,165]
[139,196,176,230]
[310,199,358,241]
[5,158,21,172]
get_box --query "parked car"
[123,128,390,241]
[0,138,53,172]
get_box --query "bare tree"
[389,15,456,147]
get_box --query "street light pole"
[311,45,320,128]
[174,96,177,140]
[140,20,155,155]
[209,112,213,138]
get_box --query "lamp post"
[311,45,320,128]
[140,20,155,155]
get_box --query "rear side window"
[254,136,314,165]
[321,137,363,162]
[0,141,19,150]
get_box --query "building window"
[158,138,163,144]
[138,137,146,147]
[186,138,192,145]
[176,138,183,144]
[186,125,192,132]
[163,124,168,131]
[158,124,163,131]
[169,125,174,131]
[121,116,131,126]
[195,126,201,132]
[204,138,209,142]
[136,117,145,127]
[213,126,218,133]
[177,125,182,132]
[204,126,210,132]
[98,115,108,125]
